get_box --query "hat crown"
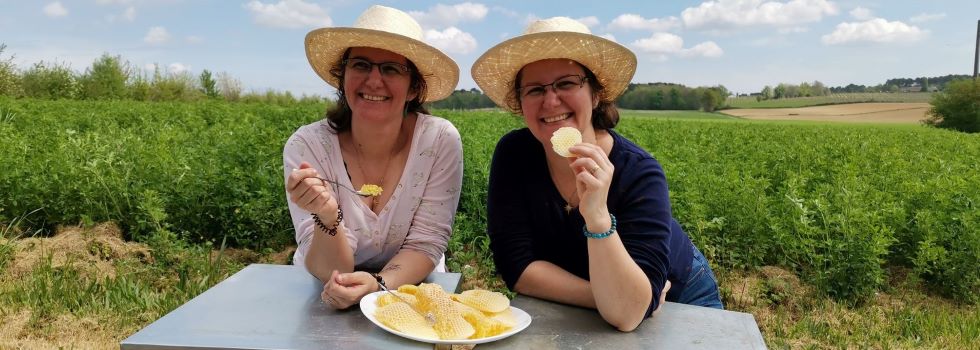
[352,5,423,41]
[523,17,591,36]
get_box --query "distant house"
[900,85,923,93]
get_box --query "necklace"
[352,121,404,209]
[546,158,578,214]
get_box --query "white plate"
[359,291,532,345]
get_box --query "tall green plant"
[20,61,79,99]
[0,43,21,97]
[79,53,131,100]
[925,79,980,133]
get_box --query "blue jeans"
[675,244,724,309]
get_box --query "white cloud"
[186,35,204,44]
[96,0,133,4]
[144,26,171,44]
[43,2,68,18]
[122,6,136,21]
[910,13,946,23]
[599,33,618,42]
[821,18,927,45]
[244,0,331,29]
[168,62,189,74]
[681,0,838,30]
[849,7,872,20]
[576,16,600,28]
[424,27,478,54]
[608,14,680,32]
[490,6,520,19]
[631,32,723,59]
[681,41,724,57]
[409,2,488,29]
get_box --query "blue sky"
[1,0,977,97]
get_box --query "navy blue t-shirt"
[486,128,694,317]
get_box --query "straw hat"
[472,17,637,113]
[305,5,459,101]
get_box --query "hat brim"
[305,27,460,102]
[471,31,636,113]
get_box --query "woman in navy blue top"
[472,17,723,331]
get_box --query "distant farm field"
[721,102,930,124]
[725,92,933,109]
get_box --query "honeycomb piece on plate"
[417,283,475,340]
[484,308,517,328]
[374,302,439,339]
[375,291,418,308]
[453,289,510,313]
[550,127,582,157]
[397,284,420,296]
[453,301,512,339]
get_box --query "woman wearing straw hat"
[285,5,463,310]
[474,17,722,331]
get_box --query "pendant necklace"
[353,121,403,209]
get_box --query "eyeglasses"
[343,58,412,78]
[518,75,588,101]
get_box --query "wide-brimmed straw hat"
[305,5,459,101]
[472,17,637,113]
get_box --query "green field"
[725,92,934,109]
[1,98,978,348]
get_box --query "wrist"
[311,208,343,236]
[584,210,612,232]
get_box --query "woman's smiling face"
[343,47,417,122]
[517,59,596,150]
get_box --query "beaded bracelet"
[583,213,616,239]
[311,208,343,236]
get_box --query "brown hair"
[508,61,619,130]
[324,48,430,132]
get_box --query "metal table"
[121,264,462,350]
[479,296,767,349]
[122,263,767,349]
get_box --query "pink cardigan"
[283,114,463,272]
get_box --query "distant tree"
[800,81,812,97]
[886,84,900,93]
[668,87,681,109]
[0,44,21,97]
[811,81,829,96]
[924,79,979,133]
[700,88,721,112]
[216,71,242,101]
[20,61,80,99]
[774,84,786,99]
[199,69,219,99]
[760,85,773,100]
[921,78,931,92]
[79,53,130,100]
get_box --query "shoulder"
[495,128,535,152]
[416,113,462,151]
[285,120,334,150]
[609,130,666,183]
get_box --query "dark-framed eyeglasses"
[343,58,412,78]
[518,75,589,100]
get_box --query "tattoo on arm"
[381,264,402,273]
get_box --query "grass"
[620,109,738,120]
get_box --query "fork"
[314,176,373,197]
[377,282,437,325]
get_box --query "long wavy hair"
[324,48,430,132]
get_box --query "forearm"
[588,232,653,332]
[304,225,354,282]
[513,260,596,309]
[377,250,435,288]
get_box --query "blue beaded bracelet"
[583,214,616,239]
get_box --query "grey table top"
[122,263,767,350]
[480,296,767,349]
[121,264,462,350]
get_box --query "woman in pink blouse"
[284,5,463,309]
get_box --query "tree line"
[0,45,324,105]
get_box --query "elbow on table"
[599,308,644,332]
